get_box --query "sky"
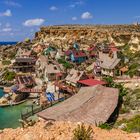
[0,0,140,41]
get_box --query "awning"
[46,92,55,102]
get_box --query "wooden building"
[38,85,119,125]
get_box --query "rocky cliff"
[34,24,140,50]
[0,120,140,140]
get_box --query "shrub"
[8,51,17,59]
[98,123,112,130]
[123,115,140,133]
[4,71,16,81]
[116,115,140,133]
[58,58,73,69]
[2,60,11,65]
[73,123,93,140]
[119,107,130,114]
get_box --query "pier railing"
[21,95,70,120]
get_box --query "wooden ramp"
[38,85,119,125]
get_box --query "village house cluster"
[0,41,131,125]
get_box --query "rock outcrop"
[34,24,140,50]
[0,120,140,140]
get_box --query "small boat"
[0,99,28,107]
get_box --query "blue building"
[70,50,87,63]
[65,43,87,63]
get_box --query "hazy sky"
[0,0,140,41]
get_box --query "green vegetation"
[98,123,112,130]
[116,115,140,133]
[73,123,93,140]
[24,38,31,43]
[119,107,129,114]
[2,60,11,65]
[121,44,140,78]
[122,88,140,112]
[127,63,139,78]
[8,51,17,59]
[58,58,73,69]
[103,76,128,101]
[4,70,16,81]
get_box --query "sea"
[0,89,37,129]
[0,42,17,46]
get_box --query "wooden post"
[20,111,23,120]
[58,89,60,101]
[31,105,34,115]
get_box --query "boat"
[0,99,28,107]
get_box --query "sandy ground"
[34,78,43,89]
[0,120,140,140]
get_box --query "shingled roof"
[98,51,121,69]
[65,69,85,84]
[38,85,119,125]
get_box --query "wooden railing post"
[31,105,34,115]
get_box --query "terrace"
[13,57,36,73]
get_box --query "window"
[54,66,57,70]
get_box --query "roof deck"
[38,85,119,125]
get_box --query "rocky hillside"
[0,120,140,140]
[34,24,140,51]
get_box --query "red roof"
[87,45,96,51]
[110,47,119,52]
[87,47,94,51]
[65,49,87,58]
[73,50,87,58]
[65,50,72,56]
[78,79,106,86]
[56,73,63,77]
[109,43,119,52]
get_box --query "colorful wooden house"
[65,69,88,87]
[44,46,57,58]
[97,43,121,77]
[36,55,64,81]
[32,43,46,54]
[13,57,36,73]
[65,43,87,63]
[70,50,87,63]
[87,44,97,59]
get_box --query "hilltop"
[34,24,140,52]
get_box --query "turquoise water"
[0,89,34,129]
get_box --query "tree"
[103,76,128,102]
[103,76,114,87]
[4,71,16,81]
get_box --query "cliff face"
[34,24,140,50]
